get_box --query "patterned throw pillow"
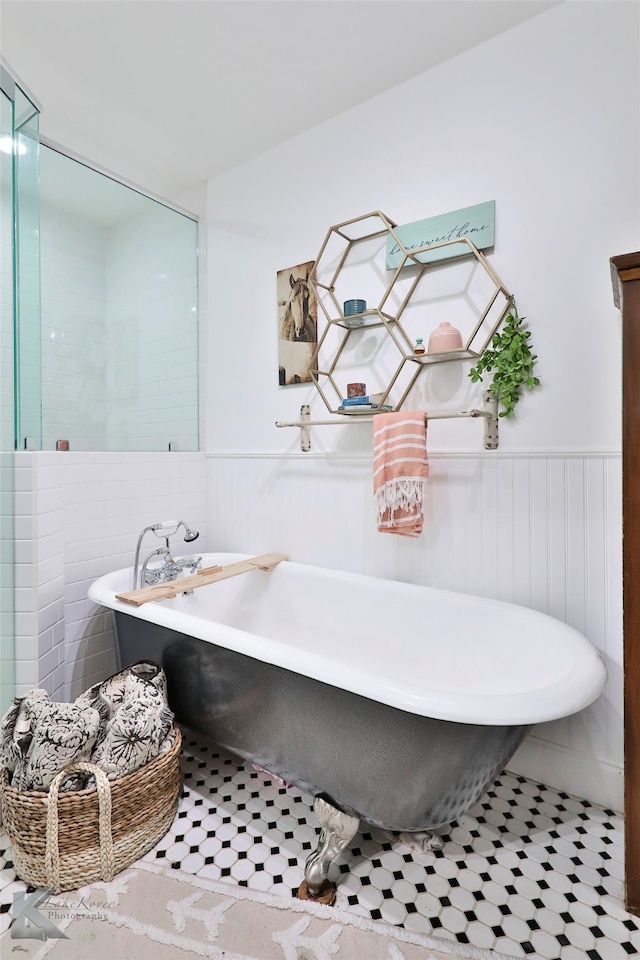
[0,689,48,772]
[90,667,175,780]
[75,660,170,756]
[1,691,100,792]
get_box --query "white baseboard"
[505,735,623,814]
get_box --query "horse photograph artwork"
[277,260,318,385]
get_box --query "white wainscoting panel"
[207,450,622,810]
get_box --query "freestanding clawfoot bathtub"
[89,552,607,902]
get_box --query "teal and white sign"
[386,201,495,269]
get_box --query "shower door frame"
[611,250,640,916]
[0,67,16,713]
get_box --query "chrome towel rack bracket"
[275,391,499,452]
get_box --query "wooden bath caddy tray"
[116,553,288,607]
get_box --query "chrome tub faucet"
[132,520,200,589]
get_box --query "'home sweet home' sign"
[386,200,495,269]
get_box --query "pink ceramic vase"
[427,322,464,353]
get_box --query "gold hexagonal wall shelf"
[308,211,513,414]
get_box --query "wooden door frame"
[611,251,640,915]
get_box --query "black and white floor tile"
[2,727,639,960]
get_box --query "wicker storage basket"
[0,723,182,893]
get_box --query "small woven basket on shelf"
[0,723,182,893]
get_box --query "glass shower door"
[0,72,40,713]
[14,83,41,453]
[0,83,15,712]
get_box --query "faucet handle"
[176,555,202,576]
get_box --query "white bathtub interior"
[90,553,606,726]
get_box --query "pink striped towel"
[373,411,428,537]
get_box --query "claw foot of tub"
[297,796,360,905]
[296,878,337,906]
[398,830,445,854]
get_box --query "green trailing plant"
[468,310,540,417]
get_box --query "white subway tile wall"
[38,187,198,453]
[13,451,207,701]
[106,205,198,451]
[40,202,108,450]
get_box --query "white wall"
[203,2,639,810]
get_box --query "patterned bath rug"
[1,859,519,960]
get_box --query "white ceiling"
[1,1,561,204]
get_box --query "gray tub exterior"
[113,611,530,832]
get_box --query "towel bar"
[275,392,499,452]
